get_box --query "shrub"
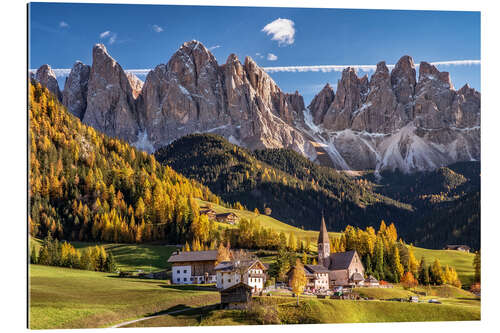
[243,302,280,325]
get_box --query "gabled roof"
[167,250,218,263]
[216,212,238,218]
[350,272,364,282]
[318,215,330,244]
[444,245,471,250]
[215,259,266,272]
[220,282,253,293]
[328,250,357,270]
[305,264,330,274]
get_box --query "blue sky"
[29,3,480,103]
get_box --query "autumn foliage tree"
[290,258,307,306]
[28,82,222,246]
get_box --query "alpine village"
[28,40,481,329]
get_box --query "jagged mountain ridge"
[33,41,480,173]
[301,57,480,173]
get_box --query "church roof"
[328,250,357,270]
[317,215,330,244]
[305,264,330,274]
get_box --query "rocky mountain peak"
[62,61,91,119]
[304,54,479,173]
[308,83,335,125]
[35,64,62,101]
[390,55,417,104]
[82,44,139,143]
[418,61,454,89]
[126,73,144,99]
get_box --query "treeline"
[335,221,461,286]
[181,216,312,252]
[30,234,116,272]
[29,82,222,245]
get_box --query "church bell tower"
[317,214,330,267]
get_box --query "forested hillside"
[155,134,480,250]
[155,134,414,234]
[28,81,221,245]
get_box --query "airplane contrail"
[29,60,480,77]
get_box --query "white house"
[215,259,267,293]
[167,250,218,284]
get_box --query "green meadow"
[196,199,342,251]
[29,265,220,329]
[411,247,475,286]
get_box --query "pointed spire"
[318,213,330,244]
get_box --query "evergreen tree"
[430,259,444,285]
[418,257,430,285]
[473,250,481,283]
[30,245,38,264]
[105,253,117,273]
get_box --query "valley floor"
[29,264,480,329]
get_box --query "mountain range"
[32,40,480,173]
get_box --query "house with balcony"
[215,259,267,293]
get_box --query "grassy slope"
[412,247,475,286]
[29,265,220,329]
[129,294,479,327]
[274,297,479,323]
[30,237,177,272]
[196,198,341,251]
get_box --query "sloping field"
[29,265,219,329]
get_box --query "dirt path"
[110,306,202,328]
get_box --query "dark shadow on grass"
[160,285,218,291]
[146,303,220,318]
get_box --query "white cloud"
[100,30,111,38]
[152,24,163,33]
[208,45,221,51]
[263,60,481,73]
[261,18,295,46]
[267,53,278,61]
[255,53,264,59]
[100,30,117,45]
[59,21,69,28]
[109,33,117,45]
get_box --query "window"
[184,277,187,281]
[183,270,187,274]
[228,279,231,283]
[190,277,193,281]
[177,278,180,282]
[177,270,180,274]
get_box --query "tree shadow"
[159,284,218,291]
[146,303,220,319]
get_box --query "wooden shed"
[220,282,252,309]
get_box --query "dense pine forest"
[155,134,480,250]
[28,81,222,245]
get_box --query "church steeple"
[317,214,330,267]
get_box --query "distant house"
[215,212,239,224]
[220,282,253,309]
[364,275,380,287]
[287,264,330,292]
[167,250,218,284]
[200,209,217,220]
[215,259,267,294]
[444,245,471,253]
